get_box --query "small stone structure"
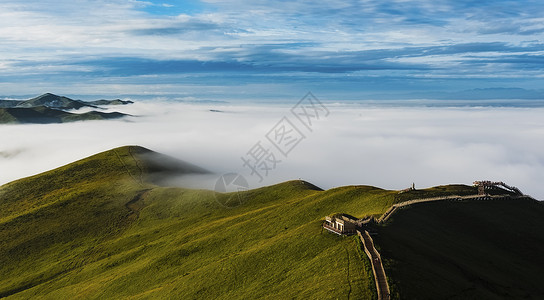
[323,213,358,235]
[399,182,416,194]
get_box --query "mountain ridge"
[16,93,93,109]
[0,93,133,109]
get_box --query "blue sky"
[1,0,543,100]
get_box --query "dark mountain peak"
[39,92,60,97]
[31,93,71,102]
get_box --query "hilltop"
[0,146,542,299]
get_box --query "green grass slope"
[375,198,544,299]
[0,146,145,297]
[0,146,411,299]
[1,145,520,299]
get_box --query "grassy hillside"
[0,146,394,298]
[1,145,537,299]
[375,198,544,299]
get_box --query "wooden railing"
[358,230,390,300]
[376,194,527,224]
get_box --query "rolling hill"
[0,146,542,299]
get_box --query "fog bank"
[1,101,543,199]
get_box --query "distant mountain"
[87,99,134,106]
[15,93,92,109]
[0,93,133,110]
[0,100,23,108]
[0,106,129,124]
[0,93,133,124]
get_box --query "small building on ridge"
[323,213,358,235]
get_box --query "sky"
[1,0,544,100]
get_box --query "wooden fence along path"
[376,194,528,224]
[358,230,390,300]
[356,193,535,298]
[334,190,536,298]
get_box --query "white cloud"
[0,102,543,200]
[1,0,543,97]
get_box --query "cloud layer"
[1,0,543,99]
[1,101,543,199]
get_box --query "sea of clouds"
[1,100,543,199]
